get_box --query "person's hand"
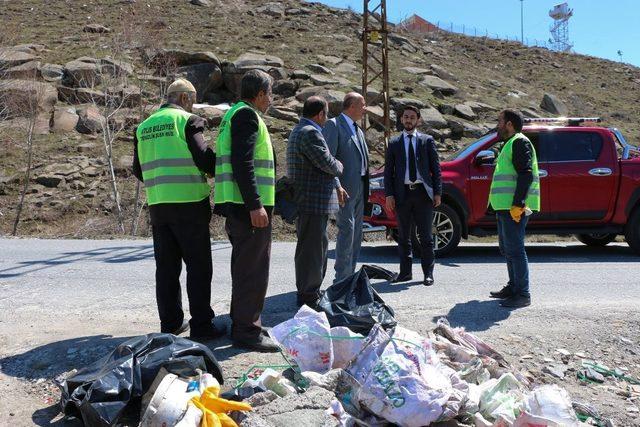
[337,187,349,207]
[385,196,395,213]
[433,194,442,208]
[509,205,526,223]
[250,207,269,228]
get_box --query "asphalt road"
[1,238,639,425]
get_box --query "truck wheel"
[624,209,640,255]
[575,233,617,247]
[390,204,462,258]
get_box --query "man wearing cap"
[132,78,226,340]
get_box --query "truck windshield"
[445,133,497,161]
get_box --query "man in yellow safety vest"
[133,79,225,340]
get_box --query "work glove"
[509,205,526,223]
[190,380,252,427]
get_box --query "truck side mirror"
[474,150,496,166]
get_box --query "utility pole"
[362,0,390,153]
[520,0,524,44]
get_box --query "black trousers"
[225,205,272,340]
[295,213,329,304]
[152,221,214,334]
[396,185,435,278]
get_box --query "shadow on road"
[337,242,638,266]
[0,334,133,381]
[0,242,231,279]
[431,299,510,332]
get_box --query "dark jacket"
[384,132,442,204]
[287,119,343,215]
[132,104,214,224]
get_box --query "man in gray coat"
[287,96,344,306]
[322,92,369,283]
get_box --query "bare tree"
[3,78,56,235]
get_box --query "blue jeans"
[496,211,530,298]
[334,181,364,283]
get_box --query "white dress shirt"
[341,113,367,176]
[403,130,424,184]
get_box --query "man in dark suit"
[287,96,344,306]
[384,105,442,286]
[323,92,370,283]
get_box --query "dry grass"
[0,0,639,238]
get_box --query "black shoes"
[190,320,227,341]
[232,334,280,353]
[423,276,434,287]
[393,273,412,283]
[490,286,514,299]
[167,320,190,336]
[500,295,531,308]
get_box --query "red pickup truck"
[363,118,640,257]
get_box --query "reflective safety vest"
[489,132,541,211]
[136,107,210,205]
[214,102,275,206]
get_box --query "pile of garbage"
[226,267,622,427]
[54,268,633,426]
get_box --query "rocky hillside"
[1,0,639,238]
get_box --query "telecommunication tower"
[548,3,573,52]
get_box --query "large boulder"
[40,63,65,82]
[52,106,79,133]
[295,87,346,117]
[307,64,334,75]
[390,97,426,110]
[267,106,299,123]
[256,2,285,17]
[101,57,134,77]
[310,74,339,86]
[430,64,457,82]
[419,107,448,129]
[76,105,105,134]
[3,61,41,79]
[272,79,298,97]
[146,49,220,68]
[540,93,568,116]
[0,79,57,118]
[58,86,106,105]
[64,60,101,88]
[177,62,223,101]
[401,66,431,75]
[420,75,458,95]
[192,105,225,128]
[454,104,477,121]
[222,52,285,97]
[0,48,39,69]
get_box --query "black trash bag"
[318,267,397,335]
[57,333,223,427]
[362,264,398,281]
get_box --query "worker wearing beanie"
[132,78,226,340]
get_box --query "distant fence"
[397,19,554,50]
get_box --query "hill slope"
[0,0,639,237]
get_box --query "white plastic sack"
[348,325,454,427]
[519,385,579,426]
[270,305,333,373]
[331,326,364,369]
[478,373,526,423]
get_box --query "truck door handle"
[538,169,548,178]
[589,168,612,176]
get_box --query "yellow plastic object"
[509,206,525,223]
[190,384,252,427]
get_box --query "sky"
[314,0,640,66]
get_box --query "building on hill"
[398,14,441,34]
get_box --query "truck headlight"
[369,177,384,190]
[372,204,383,216]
